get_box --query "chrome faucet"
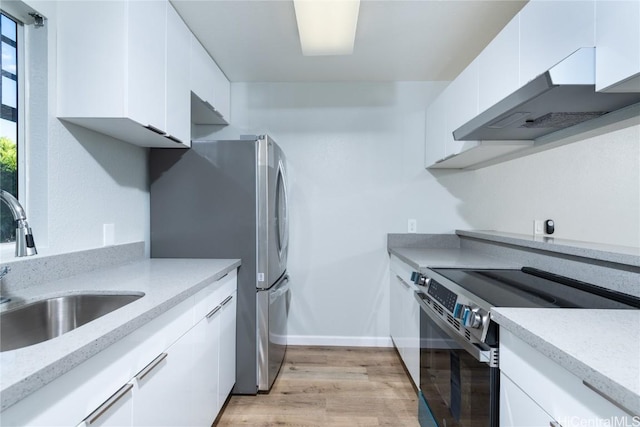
[1,190,37,257]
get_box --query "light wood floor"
[214,346,420,427]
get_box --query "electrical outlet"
[533,220,544,235]
[408,219,417,233]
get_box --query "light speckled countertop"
[492,308,640,416]
[0,258,240,411]
[457,230,640,267]
[389,247,520,271]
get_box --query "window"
[0,12,20,243]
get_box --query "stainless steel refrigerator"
[149,135,290,394]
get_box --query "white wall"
[216,82,470,345]
[210,81,640,346]
[434,124,640,248]
[2,1,150,261]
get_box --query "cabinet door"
[77,384,133,427]
[424,93,447,167]
[166,3,191,146]
[190,36,216,106]
[211,60,231,122]
[56,1,127,118]
[397,277,413,363]
[595,0,640,92]
[127,0,167,131]
[390,274,404,353]
[478,17,520,113]
[132,341,196,426]
[218,291,237,404]
[500,329,635,422]
[444,58,479,157]
[519,0,595,86]
[191,306,222,426]
[404,283,420,389]
[500,373,555,427]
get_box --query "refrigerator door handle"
[275,161,289,260]
[270,276,290,302]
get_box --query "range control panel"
[426,280,457,312]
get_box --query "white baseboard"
[287,335,394,348]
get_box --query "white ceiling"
[171,0,527,82]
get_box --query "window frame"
[1,10,26,243]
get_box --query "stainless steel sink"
[0,293,144,352]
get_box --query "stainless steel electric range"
[410,267,640,427]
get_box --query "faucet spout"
[1,190,37,257]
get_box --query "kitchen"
[0,0,638,426]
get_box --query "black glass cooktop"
[431,267,640,310]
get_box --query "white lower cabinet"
[500,373,555,427]
[132,344,194,425]
[77,384,134,427]
[191,312,222,425]
[390,255,420,389]
[1,270,237,427]
[500,329,636,426]
[218,290,237,406]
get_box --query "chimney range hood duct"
[453,48,640,141]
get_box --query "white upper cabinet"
[165,4,192,145]
[57,1,188,148]
[424,92,447,167]
[57,0,230,148]
[211,60,232,122]
[190,36,230,125]
[127,0,166,134]
[478,17,520,114]
[519,0,595,86]
[190,37,216,111]
[444,58,480,157]
[595,0,640,92]
[425,0,605,170]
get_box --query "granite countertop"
[457,230,640,267]
[389,246,520,271]
[0,258,240,411]
[492,308,640,416]
[387,233,520,270]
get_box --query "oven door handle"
[414,291,495,366]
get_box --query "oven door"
[415,291,499,427]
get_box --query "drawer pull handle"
[84,383,133,425]
[218,272,229,281]
[135,352,168,382]
[221,295,233,306]
[206,305,222,319]
[144,124,165,135]
[396,275,411,289]
[582,380,639,416]
[164,134,184,145]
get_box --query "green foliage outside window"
[0,136,17,242]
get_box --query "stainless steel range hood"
[453,48,640,141]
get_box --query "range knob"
[453,303,464,319]
[462,306,483,329]
[410,272,430,287]
[410,272,421,284]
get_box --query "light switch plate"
[534,220,544,235]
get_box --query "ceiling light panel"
[294,0,360,56]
